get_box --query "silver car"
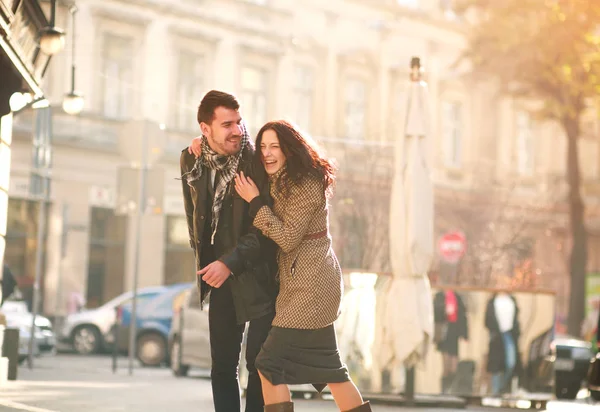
[168,286,211,376]
[60,287,167,355]
[168,286,249,390]
[2,300,56,361]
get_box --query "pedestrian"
[233,120,371,411]
[433,289,469,393]
[484,292,522,395]
[1,264,17,306]
[181,90,278,412]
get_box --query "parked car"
[2,300,56,362]
[115,283,191,367]
[522,327,554,393]
[522,328,594,400]
[552,335,594,399]
[168,286,251,387]
[588,352,600,401]
[168,286,211,376]
[59,286,168,355]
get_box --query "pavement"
[0,354,598,412]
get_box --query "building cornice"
[104,0,291,44]
[346,0,467,34]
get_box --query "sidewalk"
[0,354,473,412]
[1,354,597,412]
[0,355,215,412]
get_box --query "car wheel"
[170,339,189,377]
[554,379,580,400]
[137,333,167,367]
[72,326,101,355]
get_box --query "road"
[0,355,597,412]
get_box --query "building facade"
[1,0,55,304]
[6,0,600,320]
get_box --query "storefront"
[0,0,56,302]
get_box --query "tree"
[456,0,600,335]
[436,178,560,289]
[325,141,392,274]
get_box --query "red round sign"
[438,231,467,263]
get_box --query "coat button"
[200,215,205,220]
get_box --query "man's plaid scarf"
[186,122,250,244]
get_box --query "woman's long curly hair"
[255,120,336,196]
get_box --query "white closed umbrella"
[374,57,435,388]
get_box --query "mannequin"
[485,293,520,395]
[433,289,468,393]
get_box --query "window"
[87,207,127,308]
[344,78,367,140]
[291,65,314,133]
[101,35,133,119]
[164,216,195,285]
[442,101,462,168]
[516,111,535,175]
[5,199,48,311]
[174,51,205,131]
[240,66,268,137]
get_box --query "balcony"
[12,109,121,152]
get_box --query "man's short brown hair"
[197,90,240,125]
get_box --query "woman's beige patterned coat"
[251,172,343,330]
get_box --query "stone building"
[5,0,600,323]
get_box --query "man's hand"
[197,261,232,288]
[188,136,202,158]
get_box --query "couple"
[180,90,371,412]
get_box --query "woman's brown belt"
[303,229,328,241]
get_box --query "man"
[180,90,277,412]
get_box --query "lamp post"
[62,4,84,115]
[39,0,66,56]
[25,2,81,367]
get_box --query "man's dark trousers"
[209,283,273,412]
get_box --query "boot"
[343,401,372,412]
[264,401,294,412]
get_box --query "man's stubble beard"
[206,130,242,157]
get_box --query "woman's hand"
[188,136,202,158]
[234,172,260,202]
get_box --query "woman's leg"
[328,380,364,411]
[258,370,292,405]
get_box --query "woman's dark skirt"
[255,324,350,392]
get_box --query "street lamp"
[39,0,66,56]
[62,5,84,115]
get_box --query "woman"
[191,121,370,411]
[235,120,370,412]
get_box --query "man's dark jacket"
[180,144,277,324]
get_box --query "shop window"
[86,207,127,308]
